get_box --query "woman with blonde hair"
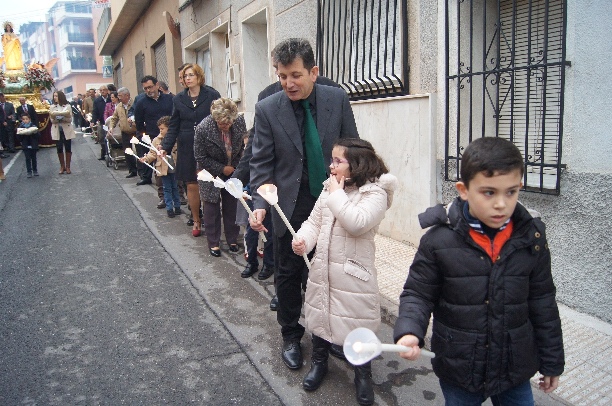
[194,98,245,257]
[162,63,220,237]
[50,91,76,174]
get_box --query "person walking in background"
[81,88,95,132]
[162,64,220,237]
[49,91,76,174]
[158,81,173,96]
[0,92,17,153]
[139,116,183,219]
[16,113,41,178]
[394,137,564,405]
[249,38,359,371]
[134,76,174,187]
[194,98,244,256]
[92,85,110,160]
[292,138,397,405]
[17,97,38,128]
[108,87,137,178]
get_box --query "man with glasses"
[92,85,111,160]
[249,38,359,372]
[134,75,173,187]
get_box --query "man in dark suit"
[249,38,359,372]
[92,85,110,160]
[0,93,17,153]
[16,97,38,128]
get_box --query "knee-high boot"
[65,152,72,174]
[302,335,331,391]
[58,152,65,174]
[354,361,374,405]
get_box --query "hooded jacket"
[393,197,564,397]
[297,173,398,345]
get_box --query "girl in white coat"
[292,138,398,405]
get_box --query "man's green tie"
[301,99,326,197]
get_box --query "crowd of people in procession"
[0,37,565,406]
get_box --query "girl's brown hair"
[334,138,388,188]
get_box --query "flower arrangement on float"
[24,64,55,91]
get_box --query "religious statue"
[1,21,23,71]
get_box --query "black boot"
[302,335,331,391]
[354,362,374,405]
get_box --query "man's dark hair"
[107,84,117,92]
[158,81,169,92]
[271,38,316,70]
[141,75,158,84]
[460,137,524,187]
[177,64,188,72]
[335,138,388,188]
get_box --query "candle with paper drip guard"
[343,327,435,366]
[196,170,267,243]
[124,147,161,175]
[139,134,174,170]
[257,184,311,271]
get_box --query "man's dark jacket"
[394,197,564,397]
[91,95,110,125]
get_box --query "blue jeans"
[161,173,181,211]
[439,379,534,406]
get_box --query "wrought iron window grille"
[445,0,569,194]
[317,0,409,100]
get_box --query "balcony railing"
[97,7,112,45]
[68,32,94,43]
[68,57,97,70]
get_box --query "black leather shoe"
[98,156,106,160]
[329,343,347,361]
[186,218,194,226]
[174,207,184,215]
[241,264,258,278]
[0,153,8,159]
[258,266,274,280]
[229,244,239,254]
[157,200,166,209]
[303,361,328,391]
[209,248,221,257]
[282,340,303,370]
[126,172,137,178]
[136,179,152,186]
[269,295,278,311]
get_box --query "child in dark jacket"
[394,137,564,405]
[16,113,40,177]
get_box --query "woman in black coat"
[162,63,221,237]
[194,98,246,257]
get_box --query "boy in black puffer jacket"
[394,137,564,405]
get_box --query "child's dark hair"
[335,138,388,188]
[157,116,171,127]
[20,112,31,119]
[460,137,524,186]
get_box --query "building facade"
[96,0,612,323]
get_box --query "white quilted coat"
[297,173,398,345]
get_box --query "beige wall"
[108,0,182,96]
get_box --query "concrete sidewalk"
[374,234,612,406]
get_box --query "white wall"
[351,95,437,246]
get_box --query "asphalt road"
[0,135,564,405]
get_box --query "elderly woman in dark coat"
[162,63,221,237]
[194,98,246,257]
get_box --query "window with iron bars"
[445,0,569,194]
[317,0,408,100]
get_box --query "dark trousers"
[56,130,72,153]
[23,148,38,173]
[1,124,15,150]
[245,199,274,268]
[135,142,152,181]
[276,181,317,341]
[155,175,164,199]
[121,132,137,174]
[202,189,240,249]
[98,125,107,158]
